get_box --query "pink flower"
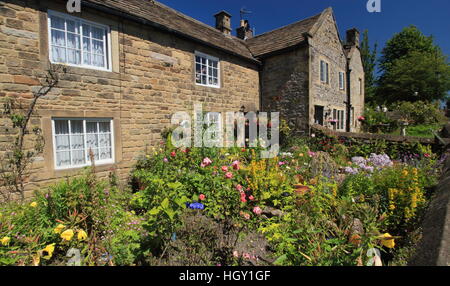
[201,157,212,168]
[308,151,316,157]
[232,160,240,170]
[221,166,228,172]
[240,193,247,203]
[236,184,244,192]
[253,206,262,215]
[424,153,431,158]
[233,251,239,258]
[278,161,287,166]
[243,253,251,260]
[240,211,251,220]
[249,195,255,201]
[163,157,169,163]
[225,172,233,179]
[199,194,206,201]
[358,116,366,121]
[170,151,176,157]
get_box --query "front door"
[314,106,324,126]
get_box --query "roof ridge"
[248,9,324,40]
[153,1,243,42]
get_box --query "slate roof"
[245,12,323,57]
[84,0,254,61]
[84,0,326,61]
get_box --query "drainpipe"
[346,60,352,133]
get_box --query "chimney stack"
[214,11,232,35]
[236,19,253,40]
[346,28,360,48]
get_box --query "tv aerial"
[240,7,252,20]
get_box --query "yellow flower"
[402,170,409,177]
[380,233,395,249]
[53,224,65,234]
[30,202,38,208]
[41,243,55,260]
[61,229,74,241]
[1,236,11,246]
[77,230,88,241]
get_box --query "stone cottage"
[0,0,364,197]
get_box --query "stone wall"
[347,47,365,133]
[309,10,348,131]
[260,46,310,134]
[0,0,260,198]
[409,155,450,266]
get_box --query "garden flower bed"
[0,136,445,266]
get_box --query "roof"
[83,1,331,61]
[84,0,255,61]
[245,11,324,57]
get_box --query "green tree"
[377,25,450,104]
[360,30,378,103]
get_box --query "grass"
[389,124,445,138]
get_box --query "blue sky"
[158,0,450,59]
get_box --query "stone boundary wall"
[310,124,450,146]
[409,156,450,266]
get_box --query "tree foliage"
[360,30,378,103]
[377,25,450,104]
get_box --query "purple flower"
[344,167,359,175]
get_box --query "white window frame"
[195,51,220,88]
[320,60,329,84]
[339,71,345,90]
[47,10,112,72]
[51,118,115,170]
[332,109,345,131]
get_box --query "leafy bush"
[361,107,398,133]
[394,101,447,126]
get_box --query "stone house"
[0,0,364,197]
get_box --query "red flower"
[225,172,233,179]
[221,166,229,172]
[170,151,176,157]
[249,195,255,201]
[199,194,206,201]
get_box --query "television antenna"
[240,7,252,20]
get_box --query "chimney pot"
[214,11,232,35]
[236,19,253,40]
[346,28,360,48]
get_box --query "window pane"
[55,120,69,134]
[67,49,81,65]
[66,19,79,34]
[99,148,112,160]
[72,150,85,166]
[83,37,91,52]
[83,52,91,65]
[70,120,84,150]
[56,151,71,167]
[99,122,111,133]
[93,54,104,67]
[67,33,80,49]
[55,135,70,151]
[51,29,66,46]
[92,40,104,55]
[50,16,65,30]
[91,26,104,40]
[82,24,90,37]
